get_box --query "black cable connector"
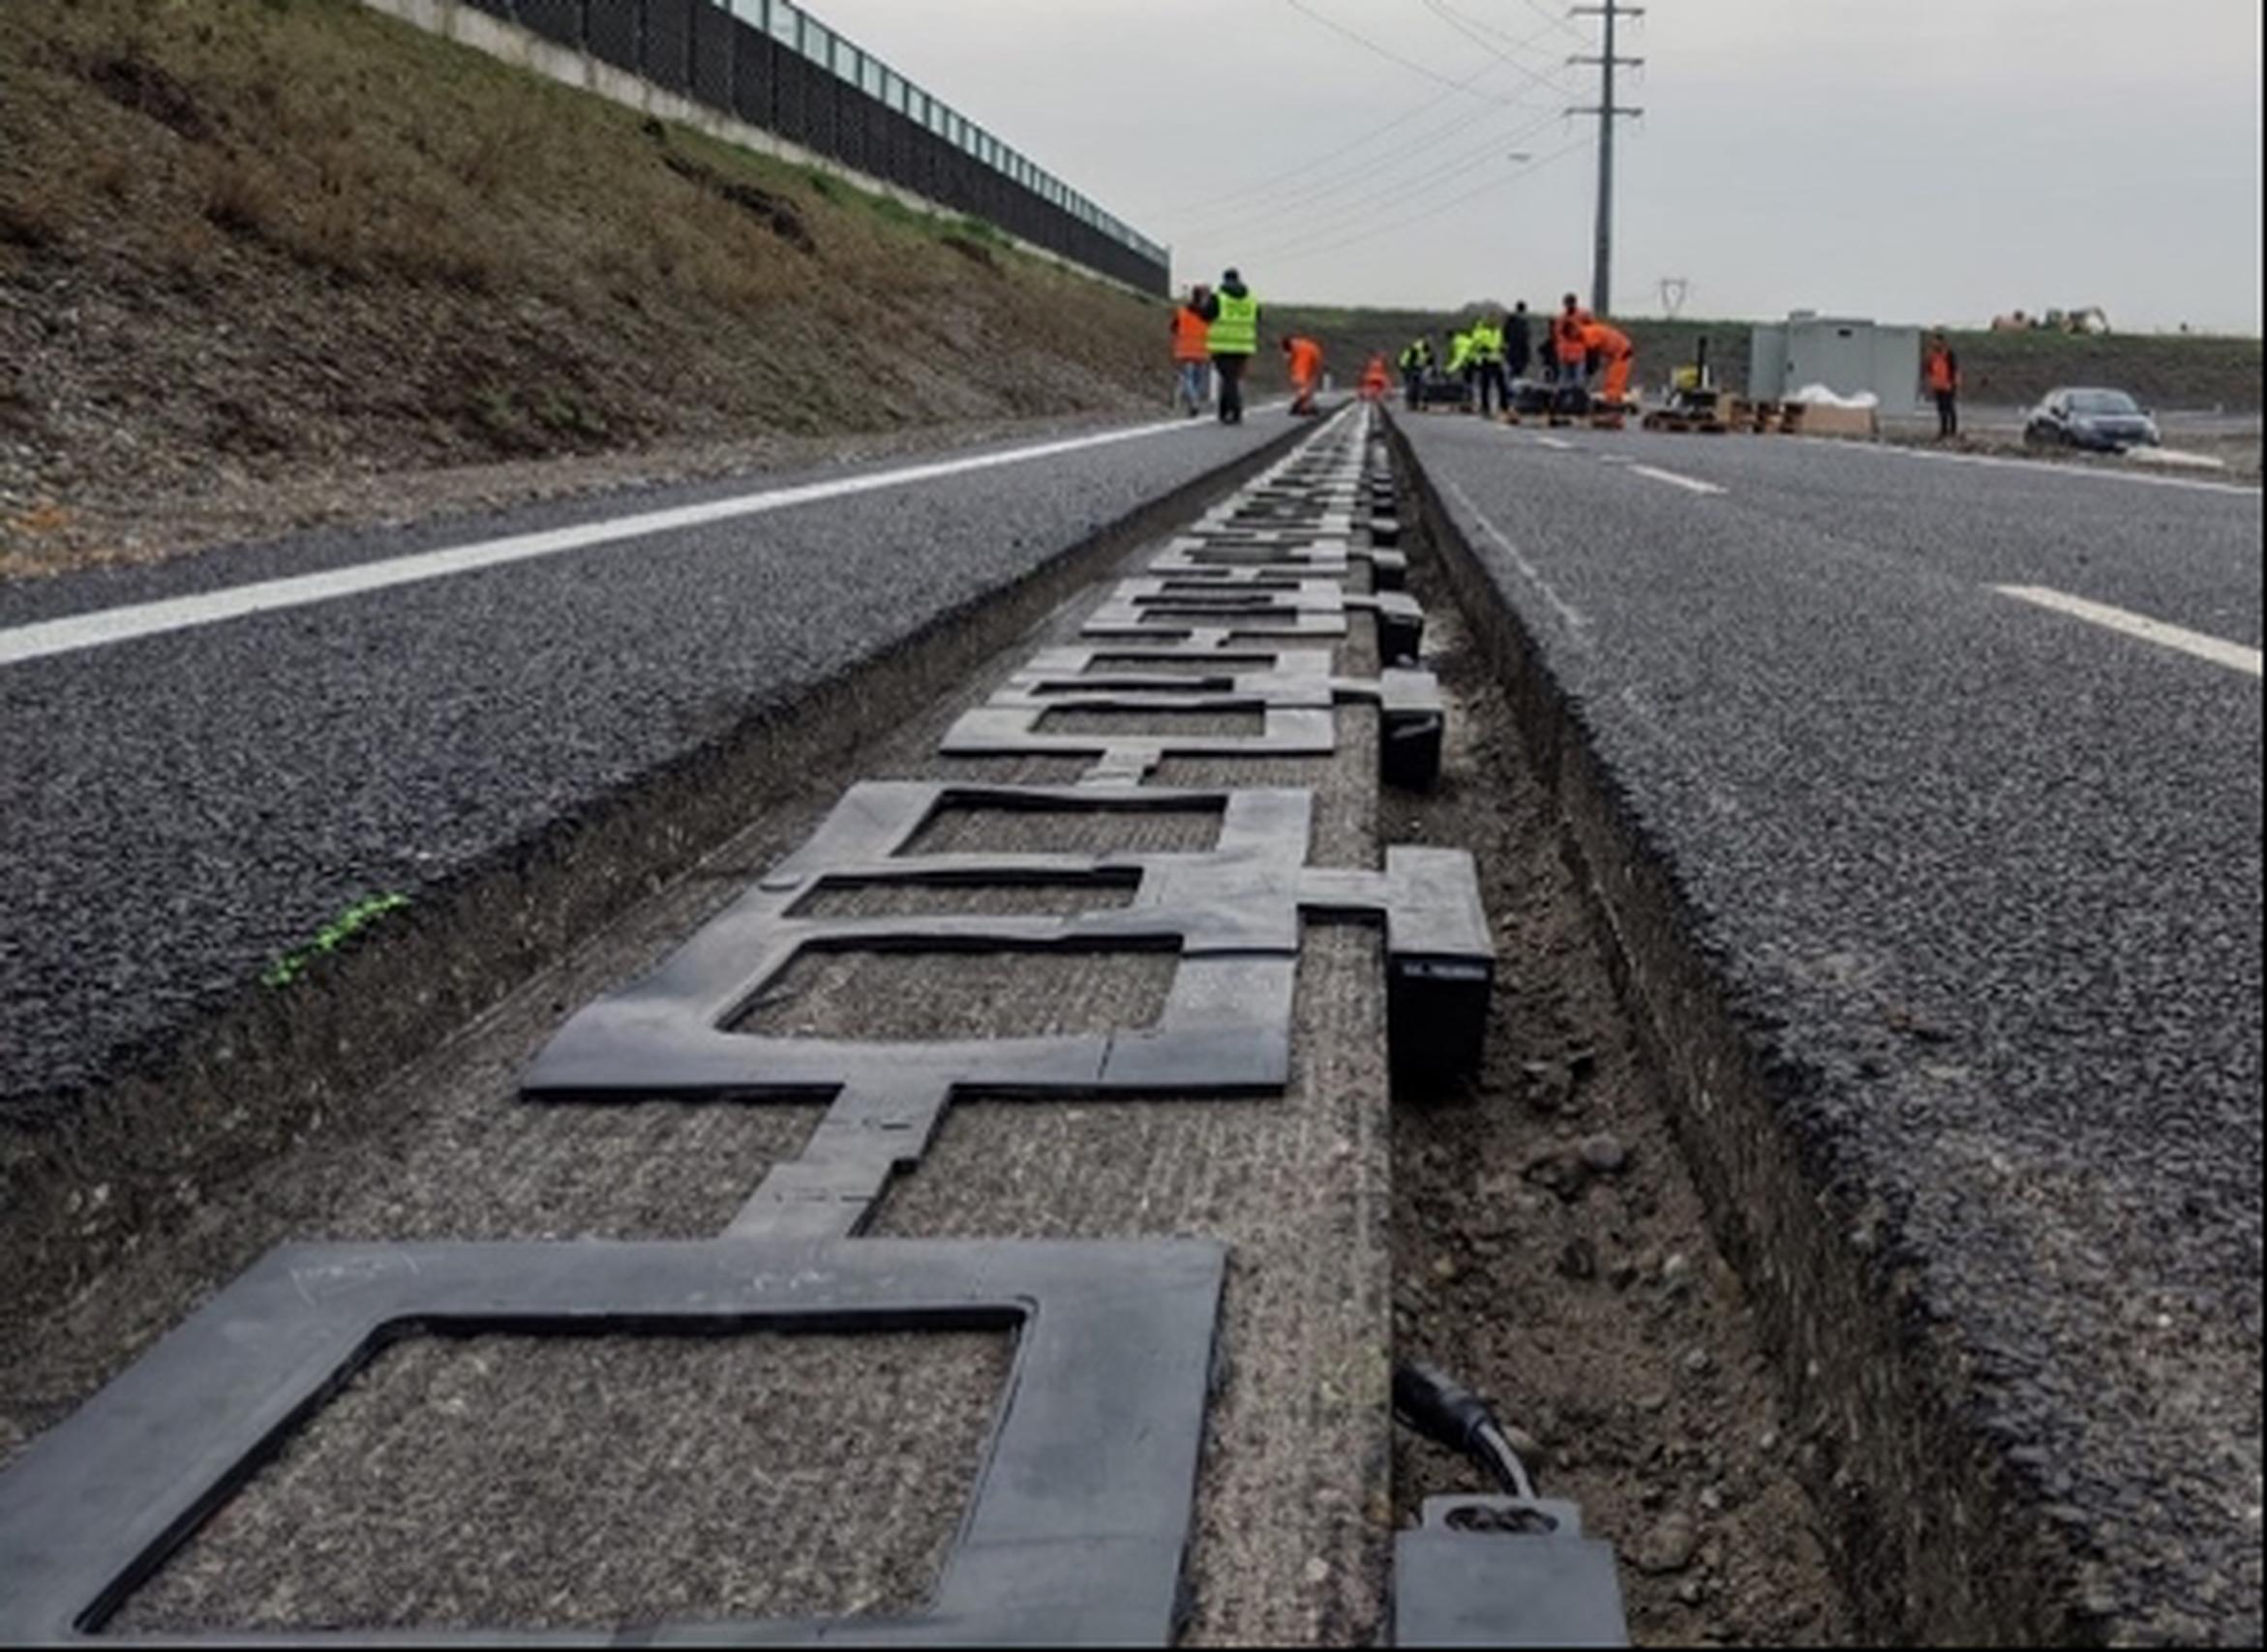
[1392,1359,1536,1502]
[1392,1363,1632,1644]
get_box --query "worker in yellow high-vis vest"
[1444,329,1475,413]
[1468,315,1509,418]
[1198,268,1260,426]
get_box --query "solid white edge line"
[1437,475,1593,645]
[0,410,1286,669]
[1628,464,1728,496]
[1995,586,2263,677]
[1793,436,2262,498]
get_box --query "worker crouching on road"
[1172,285,1214,417]
[1923,330,1962,439]
[1360,352,1394,403]
[1582,317,1635,405]
[1200,269,1260,426]
[1282,334,1325,417]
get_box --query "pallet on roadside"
[1728,397,1799,436]
[1640,410,1730,435]
[1645,386,1735,436]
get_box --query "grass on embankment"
[0,0,1173,573]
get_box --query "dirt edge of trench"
[1385,582,1854,1646]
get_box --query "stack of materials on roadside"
[1504,379,1557,425]
[1781,383,1880,438]
[1641,387,1734,435]
[1639,381,1884,439]
[1640,352,1733,433]
[1729,398,1799,434]
[2125,445,2231,471]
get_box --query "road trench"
[0,406,1852,1645]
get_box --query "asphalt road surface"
[1396,412,2262,1642]
[0,411,1289,1115]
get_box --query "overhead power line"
[1161,8,1559,225]
[1170,0,1594,281]
[1241,136,1590,269]
[1169,76,1480,223]
[1417,0,1581,101]
[1161,7,1574,242]
[1237,119,1576,262]
[1446,0,1589,48]
[1228,105,1573,261]
[1178,64,1568,241]
[1281,0,1543,106]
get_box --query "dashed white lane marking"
[0,414,1260,670]
[1533,436,1576,451]
[1628,464,1728,496]
[1995,586,2263,677]
[1801,436,2262,498]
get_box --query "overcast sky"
[810,0,2262,332]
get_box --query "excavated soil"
[1386,594,1856,1648]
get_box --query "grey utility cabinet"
[1748,313,1921,408]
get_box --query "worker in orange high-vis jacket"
[1171,285,1214,417]
[1283,334,1325,417]
[1552,291,1594,408]
[1359,352,1393,402]
[1552,293,1593,375]
[1583,318,1635,405]
[1922,330,1961,439]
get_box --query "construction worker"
[1359,352,1393,402]
[1199,268,1260,426]
[1468,313,1509,418]
[1171,285,1214,417]
[1282,334,1325,417]
[1923,330,1962,439]
[1504,300,1533,383]
[1552,292,1593,408]
[1582,316,1636,405]
[1397,336,1434,410]
[1445,327,1475,411]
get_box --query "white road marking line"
[1628,464,1728,496]
[1438,476,1592,647]
[0,415,1249,669]
[1798,436,2261,498]
[1995,586,2262,676]
[1533,436,1576,451]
